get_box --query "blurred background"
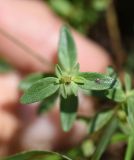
[46,0,134,68]
[0,0,133,159]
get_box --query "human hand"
[0,0,111,155]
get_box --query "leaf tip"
[62,124,72,132]
[20,95,27,104]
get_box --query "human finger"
[0,0,111,73]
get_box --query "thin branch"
[77,114,91,122]
[106,1,126,69]
[0,27,55,70]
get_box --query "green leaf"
[58,26,77,71]
[91,117,117,160]
[60,95,78,131]
[111,133,127,144]
[127,90,134,98]
[37,92,58,114]
[60,84,67,98]
[20,77,59,104]
[102,79,125,102]
[55,64,63,78]
[125,136,134,160]
[92,0,111,11]
[19,73,44,91]
[78,72,117,90]
[48,0,72,18]
[90,79,125,102]
[106,87,126,102]
[119,121,130,135]
[59,83,79,98]
[0,59,13,73]
[66,147,82,159]
[125,73,132,92]
[106,66,117,78]
[91,88,125,102]
[71,82,78,96]
[65,83,78,97]
[89,109,114,134]
[3,150,72,160]
[72,76,85,84]
[72,63,80,73]
[127,98,134,133]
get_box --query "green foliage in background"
[0,59,13,73]
[46,0,111,34]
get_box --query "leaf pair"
[20,26,117,131]
[20,75,77,131]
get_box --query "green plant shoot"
[20,26,117,132]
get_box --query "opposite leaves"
[20,26,118,132]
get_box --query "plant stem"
[125,136,134,160]
[77,114,91,123]
[0,27,54,70]
[106,1,126,69]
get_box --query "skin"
[0,0,112,155]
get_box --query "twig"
[77,114,91,122]
[106,1,126,69]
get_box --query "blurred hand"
[0,0,112,155]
